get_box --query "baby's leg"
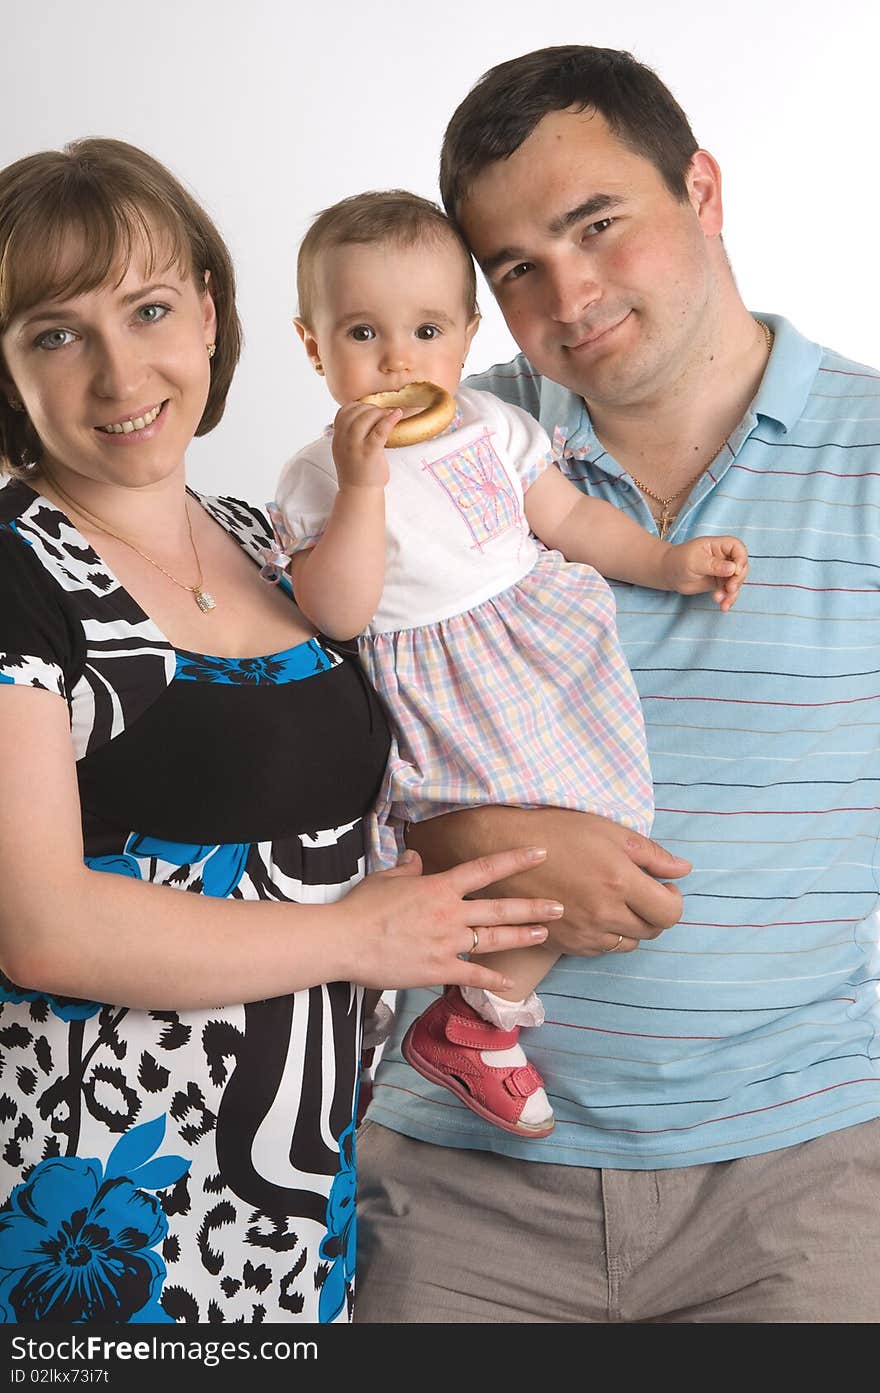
[476,942,561,1003]
[459,938,560,1033]
[402,943,558,1137]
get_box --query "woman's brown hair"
[0,137,242,477]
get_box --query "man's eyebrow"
[480,246,530,280]
[548,193,624,236]
[480,194,625,278]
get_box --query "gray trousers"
[354,1118,880,1323]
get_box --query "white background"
[3,0,877,503]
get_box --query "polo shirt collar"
[545,313,822,462]
[751,314,822,432]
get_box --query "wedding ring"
[471,928,480,953]
[604,933,624,954]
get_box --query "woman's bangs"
[1,195,191,324]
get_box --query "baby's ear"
[463,311,481,361]
[294,318,322,372]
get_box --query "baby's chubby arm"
[524,466,748,610]
[290,401,402,639]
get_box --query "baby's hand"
[331,401,402,490]
[663,535,749,612]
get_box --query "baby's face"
[303,236,478,406]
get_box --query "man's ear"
[294,318,324,374]
[686,150,723,238]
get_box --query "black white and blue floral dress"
[0,481,390,1325]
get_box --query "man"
[355,46,880,1323]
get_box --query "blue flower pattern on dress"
[86,832,249,900]
[317,1114,357,1323]
[0,1115,188,1323]
[0,978,102,1022]
[0,491,370,1322]
[174,638,334,685]
[0,833,252,1021]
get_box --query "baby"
[270,190,747,1137]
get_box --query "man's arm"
[407,806,690,955]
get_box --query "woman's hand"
[339,846,560,992]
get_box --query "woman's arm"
[407,805,691,956]
[289,401,401,638]
[525,467,747,606]
[0,688,557,1008]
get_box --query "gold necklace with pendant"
[626,319,774,540]
[42,474,217,613]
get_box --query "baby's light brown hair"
[296,189,479,329]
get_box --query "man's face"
[457,108,721,408]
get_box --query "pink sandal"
[401,987,554,1137]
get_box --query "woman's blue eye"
[35,328,77,351]
[137,303,169,323]
[416,325,441,340]
[349,325,375,341]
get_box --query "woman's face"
[1,229,216,492]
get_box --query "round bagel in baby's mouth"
[359,381,455,447]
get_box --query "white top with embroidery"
[275,387,554,634]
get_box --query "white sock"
[460,987,546,1030]
[459,987,552,1128]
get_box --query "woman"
[0,138,556,1324]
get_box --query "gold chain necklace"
[42,474,217,613]
[626,319,773,540]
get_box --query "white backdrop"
[3,0,877,504]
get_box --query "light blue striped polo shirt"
[366,315,880,1168]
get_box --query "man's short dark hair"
[440,45,699,219]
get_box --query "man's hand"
[662,534,749,611]
[407,807,691,957]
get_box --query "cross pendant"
[658,506,673,540]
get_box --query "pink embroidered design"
[422,430,521,551]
